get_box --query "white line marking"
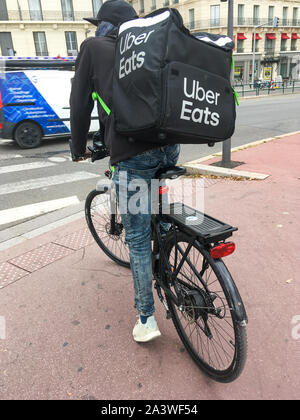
[0,196,80,225]
[0,171,99,195]
[0,154,22,161]
[0,161,56,174]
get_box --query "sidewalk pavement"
[0,133,299,400]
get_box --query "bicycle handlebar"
[69,131,109,163]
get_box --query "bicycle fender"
[208,256,248,325]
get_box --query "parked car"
[0,69,98,148]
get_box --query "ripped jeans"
[113,144,180,317]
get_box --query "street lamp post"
[252,18,279,86]
[221,0,234,168]
[251,23,265,87]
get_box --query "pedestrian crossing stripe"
[0,171,99,195]
[0,161,56,175]
[0,196,80,226]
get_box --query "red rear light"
[210,242,235,259]
[159,186,169,195]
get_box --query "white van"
[0,69,99,148]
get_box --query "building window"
[92,0,102,17]
[280,38,287,52]
[280,62,288,78]
[189,9,195,29]
[65,31,78,56]
[61,0,74,21]
[291,38,297,51]
[293,8,298,26]
[164,0,170,6]
[265,35,275,55]
[283,7,288,26]
[139,0,144,14]
[253,5,259,26]
[238,4,245,25]
[151,0,156,10]
[33,31,48,56]
[268,6,274,24]
[0,0,8,20]
[236,39,244,53]
[210,5,220,26]
[28,0,43,20]
[0,32,14,55]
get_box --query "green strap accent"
[111,165,115,173]
[92,91,111,116]
[232,88,240,106]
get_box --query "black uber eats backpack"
[113,8,237,145]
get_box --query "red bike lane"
[0,133,299,400]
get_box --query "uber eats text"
[118,30,155,79]
[180,78,221,127]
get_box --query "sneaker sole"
[133,330,161,343]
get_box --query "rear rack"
[166,202,238,244]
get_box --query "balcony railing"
[264,48,276,56]
[185,17,300,30]
[2,10,300,28]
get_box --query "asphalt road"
[0,93,300,234]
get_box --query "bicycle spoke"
[164,232,247,381]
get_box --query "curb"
[183,163,269,180]
[183,130,300,180]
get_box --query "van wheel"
[14,122,43,148]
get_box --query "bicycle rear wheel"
[85,189,130,268]
[164,231,247,383]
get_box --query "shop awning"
[281,33,290,40]
[237,33,247,40]
[266,33,276,40]
[291,33,300,39]
[252,33,262,40]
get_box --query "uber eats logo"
[118,29,155,79]
[180,78,221,127]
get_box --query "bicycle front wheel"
[164,231,247,383]
[85,189,130,268]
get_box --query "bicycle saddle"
[155,166,187,180]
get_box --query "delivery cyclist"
[70,0,180,342]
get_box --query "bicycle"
[84,140,248,384]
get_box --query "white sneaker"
[133,315,161,343]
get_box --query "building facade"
[1,0,300,82]
[132,0,300,83]
[0,0,103,57]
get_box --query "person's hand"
[74,147,92,162]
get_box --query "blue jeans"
[113,144,180,317]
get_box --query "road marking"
[0,161,56,174]
[0,154,22,161]
[0,171,99,195]
[0,196,80,225]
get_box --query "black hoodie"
[70,35,159,165]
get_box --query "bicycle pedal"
[166,310,172,320]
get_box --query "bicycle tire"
[85,189,130,268]
[164,231,247,383]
